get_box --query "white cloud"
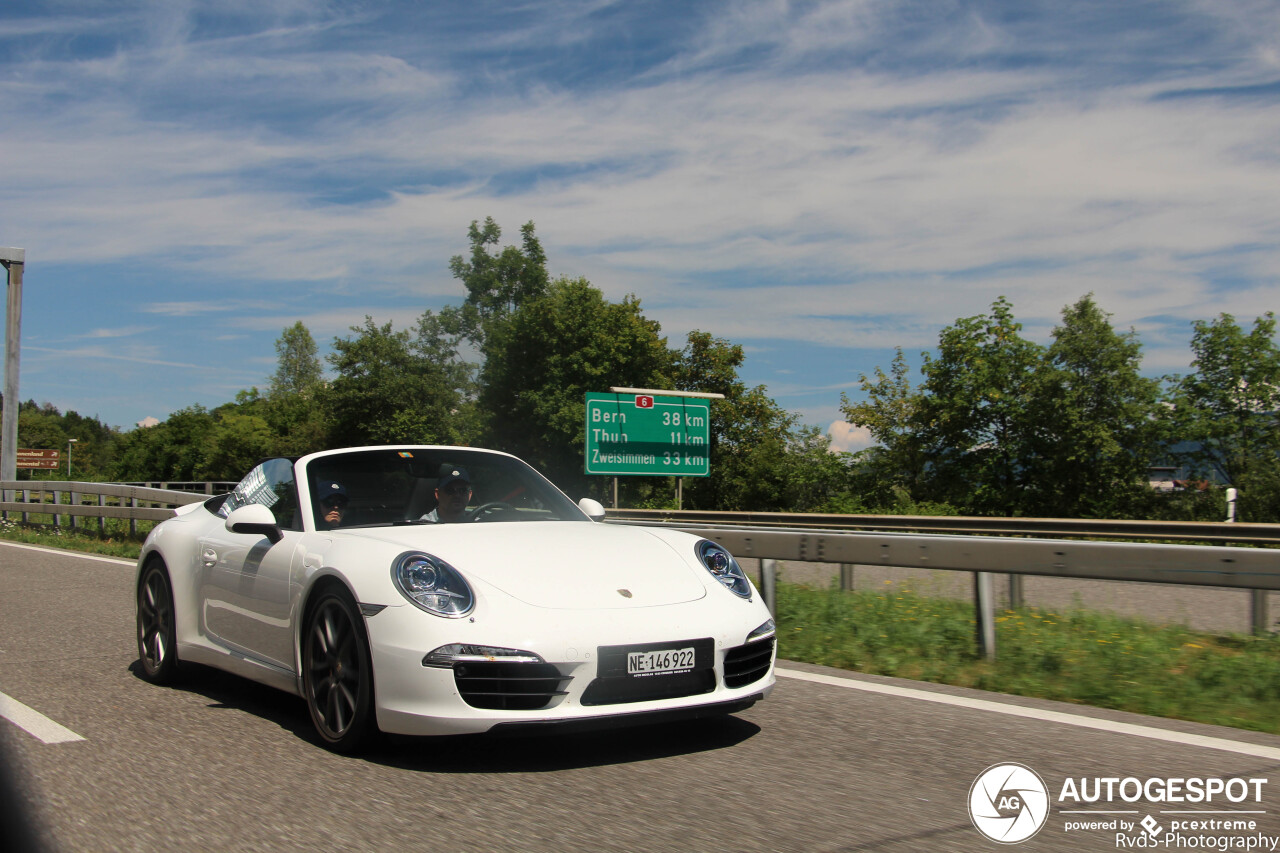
[5,1,1280,425]
[828,420,874,453]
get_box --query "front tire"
[302,588,376,753]
[137,561,179,683]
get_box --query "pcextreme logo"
[969,763,1052,844]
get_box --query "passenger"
[317,482,348,529]
[424,464,472,523]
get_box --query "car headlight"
[391,552,474,617]
[696,540,752,599]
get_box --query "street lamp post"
[67,438,78,478]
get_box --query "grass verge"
[0,518,150,560]
[776,581,1280,735]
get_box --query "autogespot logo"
[969,763,1051,844]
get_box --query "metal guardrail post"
[21,488,27,524]
[52,489,61,528]
[839,563,854,591]
[761,559,777,616]
[1251,590,1269,636]
[974,572,996,660]
[1008,574,1024,609]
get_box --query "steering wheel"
[467,501,517,522]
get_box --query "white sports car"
[135,445,776,751]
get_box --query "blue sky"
[2,1,1278,450]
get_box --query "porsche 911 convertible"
[135,445,776,751]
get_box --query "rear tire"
[302,587,377,753]
[137,561,179,684]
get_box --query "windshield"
[304,448,586,529]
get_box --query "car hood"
[337,522,709,609]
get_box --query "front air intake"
[723,637,774,688]
[453,662,570,710]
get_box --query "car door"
[199,459,303,672]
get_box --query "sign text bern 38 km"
[584,392,710,477]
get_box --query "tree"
[916,297,1044,515]
[200,412,278,480]
[112,406,217,481]
[448,218,550,347]
[478,277,674,496]
[324,317,472,447]
[840,296,1166,518]
[1024,295,1161,518]
[1171,312,1280,521]
[269,321,323,399]
[780,426,858,513]
[672,331,796,511]
[840,348,927,501]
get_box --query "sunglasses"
[323,497,348,509]
[440,483,471,496]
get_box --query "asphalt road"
[4,541,1280,853]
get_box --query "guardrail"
[0,480,203,530]
[8,483,1279,656]
[604,508,1280,546]
[603,510,1280,655]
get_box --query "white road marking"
[776,666,1280,762]
[0,539,134,566]
[0,691,85,744]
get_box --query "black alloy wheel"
[303,588,376,752]
[137,562,179,683]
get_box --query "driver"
[317,481,348,529]
[423,464,472,523]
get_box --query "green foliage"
[112,405,217,481]
[269,321,323,398]
[324,316,473,448]
[1023,295,1162,517]
[840,349,927,503]
[779,426,858,513]
[479,277,674,497]
[448,217,549,346]
[46,216,1276,523]
[1170,312,1280,521]
[843,295,1172,519]
[13,400,118,480]
[918,297,1044,515]
[673,331,796,511]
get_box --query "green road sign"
[585,392,711,476]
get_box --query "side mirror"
[225,504,283,544]
[578,498,606,522]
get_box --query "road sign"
[16,448,59,469]
[585,392,710,477]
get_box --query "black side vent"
[723,637,774,688]
[454,662,570,711]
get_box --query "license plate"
[627,646,696,676]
